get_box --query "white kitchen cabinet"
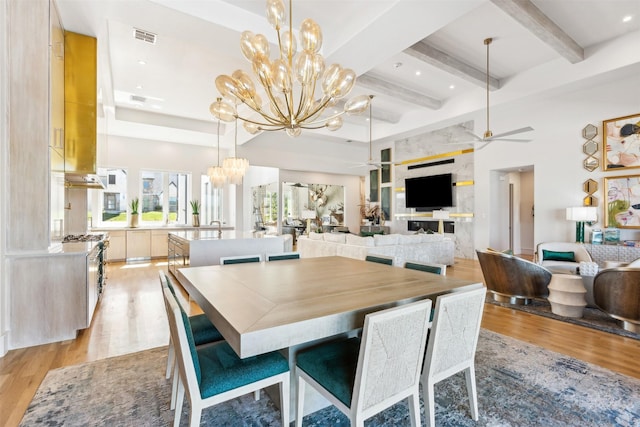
[151,230,169,258]
[107,230,126,261]
[126,230,151,260]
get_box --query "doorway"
[489,167,535,256]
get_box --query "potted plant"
[129,197,139,228]
[190,200,201,227]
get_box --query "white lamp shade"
[566,206,597,221]
[432,210,450,220]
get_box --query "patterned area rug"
[485,296,640,341]
[20,330,640,427]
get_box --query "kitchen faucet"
[210,220,222,237]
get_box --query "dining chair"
[219,254,262,264]
[404,260,447,276]
[267,252,301,261]
[364,254,394,266]
[159,272,224,409]
[162,287,290,427]
[295,299,432,427]
[421,286,487,427]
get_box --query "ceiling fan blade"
[488,127,534,140]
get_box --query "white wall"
[0,0,8,357]
[474,71,640,253]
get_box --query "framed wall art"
[604,174,640,228]
[603,113,640,171]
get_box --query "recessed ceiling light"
[449,84,455,90]
[415,70,421,76]
[137,60,146,65]
[622,15,633,23]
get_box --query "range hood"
[65,173,105,190]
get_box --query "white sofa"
[297,232,455,266]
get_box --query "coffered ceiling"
[56,0,640,173]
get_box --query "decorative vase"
[130,213,139,228]
[193,214,200,227]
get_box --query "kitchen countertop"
[91,225,234,232]
[169,230,283,241]
[49,241,102,255]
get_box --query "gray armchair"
[593,267,640,333]
[476,249,552,305]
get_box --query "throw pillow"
[542,249,575,262]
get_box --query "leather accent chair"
[593,267,640,333]
[476,249,552,305]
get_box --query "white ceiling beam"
[405,41,500,91]
[490,0,584,63]
[357,74,442,110]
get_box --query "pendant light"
[207,99,227,188]
[222,115,249,185]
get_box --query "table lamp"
[432,210,450,234]
[301,209,316,235]
[566,207,597,243]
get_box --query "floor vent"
[133,28,156,44]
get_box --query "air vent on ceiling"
[130,94,147,104]
[133,28,156,44]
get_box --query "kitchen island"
[168,230,293,275]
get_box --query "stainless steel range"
[63,233,109,302]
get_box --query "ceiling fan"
[352,95,402,168]
[462,38,534,149]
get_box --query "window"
[141,170,189,225]
[89,168,127,227]
[201,175,224,225]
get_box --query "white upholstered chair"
[421,286,487,426]
[267,251,300,261]
[404,260,447,276]
[162,287,290,427]
[219,254,262,264]
[159,271,224,409]
[535,242,593,274]
[295,299,432,427]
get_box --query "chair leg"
[407,392,420,427]
[171,363,179,410]
[280,375,290,427]
[173,378,185,427]
[422,379,436,427]
[464,365,479,421]
[295,376,305,426]
[254,389,260,400]
[166,340,175,379]
[189,405,202,427]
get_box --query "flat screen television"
[405,173,453,211]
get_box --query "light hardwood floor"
[1,257,639,427]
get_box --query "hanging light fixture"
[210,0,371,137]
[222,115,250,185]
[207,99,227,188]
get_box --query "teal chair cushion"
[198,342,289,398]
[296,337,361,407]
[365,255,393,265]
[189,314,224,346]
[542,250,575,262]
[405,262,442,275]
[222,256,260,264]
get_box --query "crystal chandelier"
[222,116,249,185]
[210,0,371,137]
[207,99,227,188]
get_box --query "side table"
[547,274,587,318]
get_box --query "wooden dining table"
[176,255,482,359]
